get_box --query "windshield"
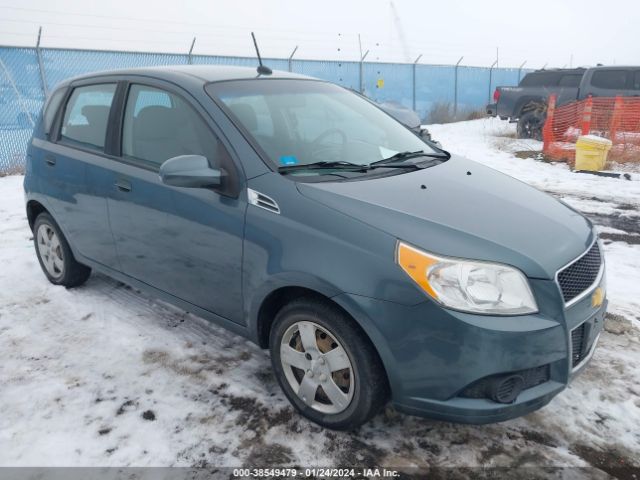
[206,79,439,174]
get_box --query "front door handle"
[44,154,56,166]
[115,179,132,192]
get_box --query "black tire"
[33,212,91,287]
[517,111,545,140]
[269,298,389,430]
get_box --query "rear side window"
[519,72,561,87]
[60,84,116,151]
[591,70,629,90]
[558,74,582,87]
[634,71,640,90]
[122,84,227,169]
[43,88,66,136]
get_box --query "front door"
[107,82,246,324]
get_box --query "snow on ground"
[1,118,639,473]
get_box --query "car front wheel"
[269,298,388,430]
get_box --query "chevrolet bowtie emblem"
[591,287,605,308]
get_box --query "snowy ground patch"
[1,118,639,471]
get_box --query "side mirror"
[159,155,224,188]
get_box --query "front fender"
[245,271,343,343]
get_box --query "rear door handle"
[44,154,56,166]
[115,179,132,192]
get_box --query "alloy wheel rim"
[36,224,64,279]
[280,320,355,414]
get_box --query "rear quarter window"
[519,72,561,87]
[43,88,66,136]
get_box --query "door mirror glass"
[159,155,224,188]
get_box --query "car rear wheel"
[269,298,388,430]
[33,212,91,287]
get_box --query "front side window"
[591,70,629,90]
[122,84,225,169]
[206,79,438,174]
[60,84,116,151]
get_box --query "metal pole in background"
[288,45,298,72]
[187,37,196,64]
[359,50,369,94]
[412,54,422,112]
[453,56,463,119]
[517,60,527,83]
[35,26,48,96]
[488,59,497,104]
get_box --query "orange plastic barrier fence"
[542,95,640,164]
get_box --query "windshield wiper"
[369,150,450,167]
[278,151,450,175]
[278,161,369,173]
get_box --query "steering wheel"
[309,128,348,162]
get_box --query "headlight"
[396,241,538,315]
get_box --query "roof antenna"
[251,32,272,76]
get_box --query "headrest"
[81,105,110,125]
[134,106,176,139]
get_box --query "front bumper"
[334,277,606,424]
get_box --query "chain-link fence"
[0,45,527,174]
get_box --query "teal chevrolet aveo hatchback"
[24,65,606,430]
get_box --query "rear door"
[42,80,121,268]
[106,79,247,324]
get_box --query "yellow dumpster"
[575,135,612,171]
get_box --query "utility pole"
[288,45,298,72]
[35,26,48,96]
[518,60,527,83]
[359,49,369,94]
[454,56,463,118]
[488,59,497,104]
[187,37,196,65]
[412,54,422,112]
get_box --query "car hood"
[296,156,594,279]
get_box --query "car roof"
[59,64,315,86]
[529,68,586,74]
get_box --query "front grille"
[571,323,587,368]
[557,242,602,303]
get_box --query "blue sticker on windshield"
[280,155,298,166]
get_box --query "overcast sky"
[0,0,636,68]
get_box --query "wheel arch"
[26,199,50,231]
[254,284,393,395]
[514,96,547,118]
